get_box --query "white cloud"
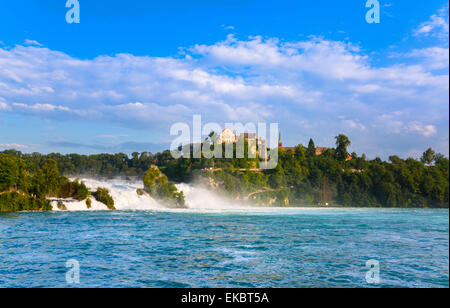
[222,25,235,30]
[393,47,449,70]
[0,33,448,157]
[342,119,366,131]
[408,123,437,137]
[0,143,28,149]
[24,39,43,46]
[190,35,371,80]
[413,5,449,40]
[375,112,439,138]
[12,103,72,112]
[0,97,9,111]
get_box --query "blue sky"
[0,0,448,158]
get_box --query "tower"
[278,132,282,148]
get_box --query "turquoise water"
[0,208,448,288]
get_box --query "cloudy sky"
[0,0,448,159]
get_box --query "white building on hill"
[217,128,237,144]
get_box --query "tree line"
[155,135,449,208]
[0,153,114,212]
[1,134,448,208]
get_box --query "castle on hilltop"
[214,129,352,161]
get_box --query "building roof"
[240,133,257,139]
[315,147,328,155]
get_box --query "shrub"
[86,198,92,209]
[92,188,115,210]
[57,179,89,200]
[57,201,67,211]
[143,166,185,207]
[0,192,51,212]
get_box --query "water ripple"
[0,209,448,288]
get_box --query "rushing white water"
[51,178,164,211]
[176,183,254,211]
[51,178,254,212]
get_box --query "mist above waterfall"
[51,177,255,212]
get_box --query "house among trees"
[278,133,353,161]
[315,146,352,161]
[215,129,354,162]
[214,129,268,162]
[217,128,237,144]
[315,147,328,155]
[278,133,296,151]
[240,133,257,141]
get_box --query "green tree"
[41,159,62,195]
[143,165,185,207]
[306,138,316,157]
[0,154,23,191]
[421,148,436,166]
[92,188,115,210]
[335,134,351,161]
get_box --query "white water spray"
[176,183,254,211]
[51,178,163,211]
[51,178,255,212]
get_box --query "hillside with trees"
[1,134,448,209]
[0,154,88,212]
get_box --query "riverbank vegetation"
[143,166,185,208]
[1,134,448,209]
[92,188,115,210]
[0,153,90,212]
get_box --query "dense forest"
[1,134,449,209]
[161,136,449,208]
[0,154,113,212]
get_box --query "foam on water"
[51,178,164,211]
[51,178,262,212]
[176,183,258,211]
[51,178,344,214]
